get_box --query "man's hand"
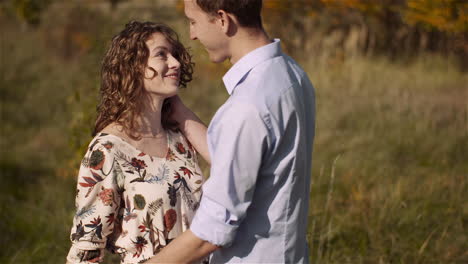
[145,230,219,263]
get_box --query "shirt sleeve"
[190,102,270,247]
[67,140,123,263]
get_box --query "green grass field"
[1,3,467,263]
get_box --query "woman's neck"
[137,94,165,136]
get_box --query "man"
[148,0,315,262]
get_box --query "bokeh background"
[1,0,467,263]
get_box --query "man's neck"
[229,28,271,64]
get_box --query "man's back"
[190,40,315,263]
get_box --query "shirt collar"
[223,39,282,95]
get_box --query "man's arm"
[151,102,269,263]
[170,96,211,164]
[145,230,219,263]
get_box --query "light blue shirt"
[190,39,315,263]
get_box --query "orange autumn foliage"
[405,0,468,33]
[263,0,467,34]
[261,0,466,60]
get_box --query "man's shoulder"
[248,54,307,90]
[233,55,308,106]
[255,54,299,81]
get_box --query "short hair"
[196,0,263,28]
[93,21,194,139]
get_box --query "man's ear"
[216,10,237,35]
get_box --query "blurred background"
[1,0,467,263]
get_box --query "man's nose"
[190,28,197,40]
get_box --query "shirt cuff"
[190,196,238,247]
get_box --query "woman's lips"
[165,73,179,80]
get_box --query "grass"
[306,54,467,263]
[1,2,467,263]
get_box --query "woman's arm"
[66,140,121,264]
[171,96,211,165]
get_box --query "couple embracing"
[67,0,315,263]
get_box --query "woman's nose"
[169,54,181,69]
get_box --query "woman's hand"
[169,95,189,124]
[169,95,211,165]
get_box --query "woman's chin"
[167,87,179,97]
[162,89,179,99]
[146,86,179,99]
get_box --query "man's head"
[195,0,263,28]
[184,0,263,63]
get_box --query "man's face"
[184,0,229,63]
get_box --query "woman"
[67,21,207,263]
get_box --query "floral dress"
[67,130,204,263]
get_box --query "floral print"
[130,158,147,171]
[98,187,115,206]
[67,130,204,263]
[89,149,105,170]
[163,209,177,232]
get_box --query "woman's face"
[143,33,181,98]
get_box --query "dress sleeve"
[67,139,123,263]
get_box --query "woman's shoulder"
[86,132,121,151]
[88,123,130,151]
[168,129,192,151]
[167,129,199,164]
[81,132,134,169]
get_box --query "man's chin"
[208,52,227,64]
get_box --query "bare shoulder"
[100,123,126,138]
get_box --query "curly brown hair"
[93,21,194,139]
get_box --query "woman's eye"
[155,52,167,58]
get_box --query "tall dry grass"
[306,54,467,263]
